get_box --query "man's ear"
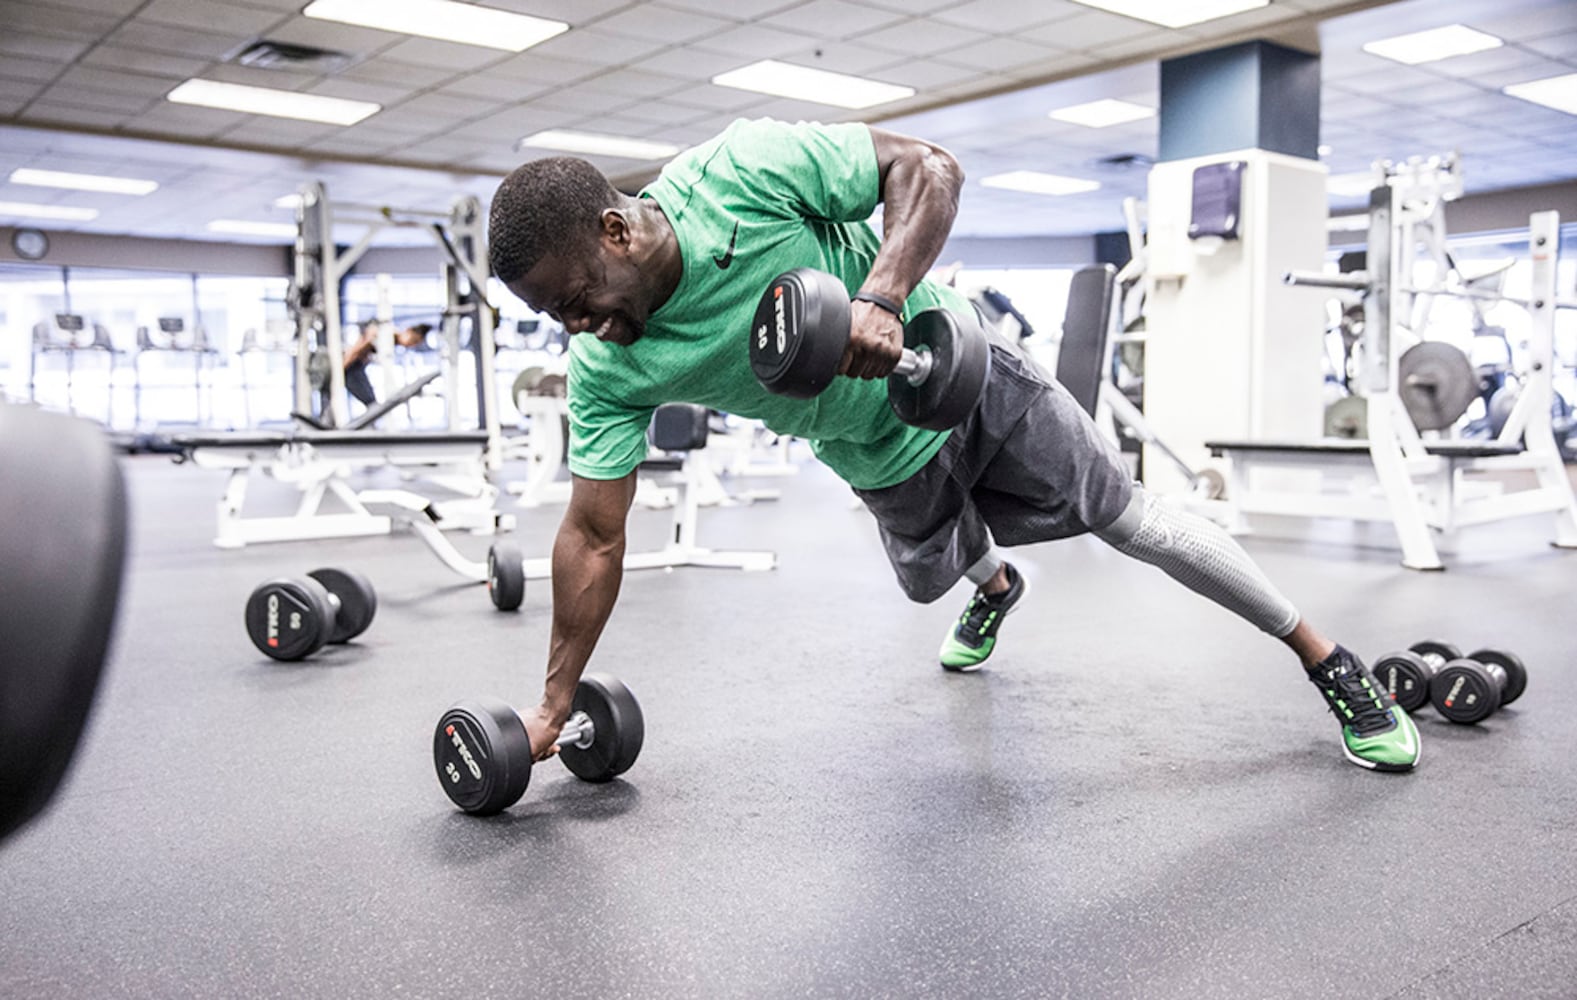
[600,208,631,250]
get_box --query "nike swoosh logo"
[1394,712,1417,755]
[713,221,738,269]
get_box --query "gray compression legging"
[1093,487,1300,638]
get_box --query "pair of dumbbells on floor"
[244,567,378,661]
[1374,640,1528,725]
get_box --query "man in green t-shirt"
[487,118,1419,775]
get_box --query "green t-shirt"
[565,118,971,491]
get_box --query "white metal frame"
[1223,197,1577,569]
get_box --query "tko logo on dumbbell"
[244,567,378,661]
[444,724,484,782]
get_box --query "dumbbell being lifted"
[433,674,644,815]
[749,267,990,431]
[244,567,377,661]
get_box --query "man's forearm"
[542,521,625,718]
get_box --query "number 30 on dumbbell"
[749,268,991,430]
[432,674,644,815]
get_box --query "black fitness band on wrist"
[852,290,904,319]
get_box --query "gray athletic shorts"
[853,343,1134,603]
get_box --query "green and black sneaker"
[939,563,1028,672]
[1309,645,1420,772]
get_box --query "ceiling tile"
[306,77,422,106]
[0,77,41,102]
[200,63,326,91]
[653,0,805,20]
[78,45,213,79]
[103,22,244,60]
[17,101,131,129]
[218,118,345,147]
[35,83,161,114]
[432,74,555,104]
[1472,2,1577,42]
[858,0,970,14]
[0,31,94,63]
[124,103,251,138]
[444,104,583,141]
[526,26,673,64]
[759,1,905,38]
[0,1,123,38]
[1520,30,1577,61]
[482,52,605,85]
[372,37,512,71]
[1465,54,1575,89]
[530,84,643,117]
[632,44,756,79]
[937,36,1072,75]
[854,18,993,58]
[339,59,458,90]
[1019,13,1159,52]
[392,91,495,122]
[772,42,910,76]
[138,0,287,34]
[0,54,71,84]
[592,5,735,43]
[690,24,823,60]
[32,0,145,13]
[56,66,184,99]
[933,0,1085,33]
[662,84,771,113]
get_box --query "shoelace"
[1322,664,1394,736]
[958,590,1005,639]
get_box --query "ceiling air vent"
[231,40,350,73]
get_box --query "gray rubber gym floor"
[3,451,1575,999]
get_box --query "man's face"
[509,226,648,347]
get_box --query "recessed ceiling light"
[1069,0,1268,29]
[0,201,99,221]
[1048,98,1155,128]
[168,79,380,126]
[9,168,158,195]
[303,0,567,53]
[207,219,298,238]
[1362,24,1503,65]
[980,171,1101,196]
[519,130,681,161]
[711,60,914,110]
[1504,72,1577,116]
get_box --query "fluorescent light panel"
[980,171,1100,196]
[9,168,158,195]
[520,130,681,161]
[1362,24,1503,65]
[1504,72,1577,116]
[303,0,567,53]
[168,79,380,126]
[712,60,914,110]
[1069,0,1268,29]
[1048,98,1154,128]
[208,219,297,238]
[0,201,99,221]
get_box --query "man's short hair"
[489,157,619,285]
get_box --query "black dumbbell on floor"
[487,540,525,611]
[749,267,991,431]
[433,674,644,815]
[1431,648,1527,725]
[244,567,377,661]
[1374,639,1461,712]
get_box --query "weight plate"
[307,350,332,390]
[511,367,546,413]
[433,698,534,815]
[559,674,644,783]
[1467,648,1527,706]
[1398,341,1476,431]
[244,576,333,661]
[308,567,377,644]
[488,542,525,611]
[1322,395,1368,440]
[1408,639,1461,669]
[887,309,990,431]
[749,268,848,399]
[1374,650,1432,713]
[1430,658,1500,724]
